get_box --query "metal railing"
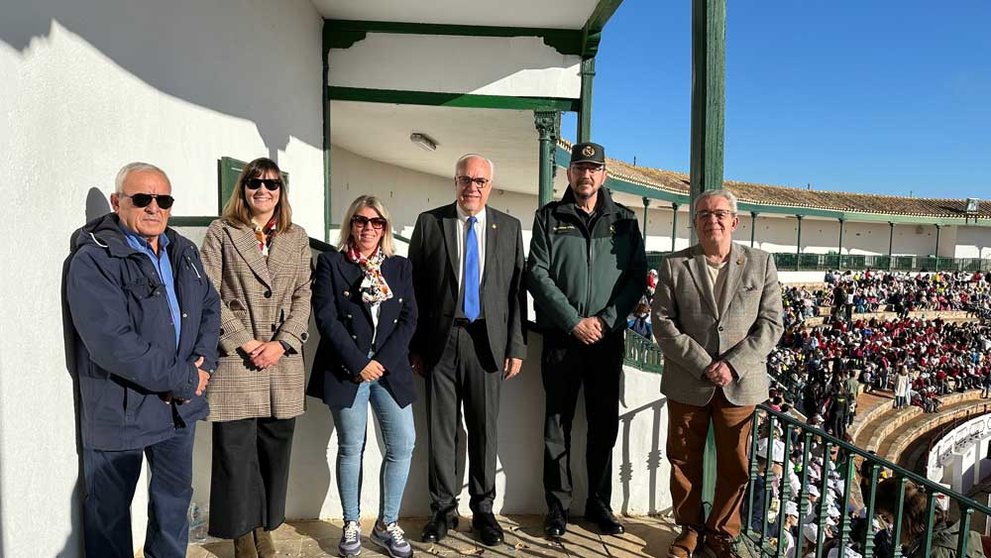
[624,329,663,373]
[645,252,991,273]
[743,404,991,557]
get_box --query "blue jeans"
[332,380,415,524]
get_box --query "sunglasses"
[245,178,283,191]
[120,192,175,209]
[351,215,387,230]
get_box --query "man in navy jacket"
[67,162,219,558]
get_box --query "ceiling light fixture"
[409,132,438,152]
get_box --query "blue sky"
[564,0,991,199]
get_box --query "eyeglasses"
[120,192,175,209]
[456,176,491,188]
[351,215,387,230]
[245,178,283,191]
[695,210,736,221]
[571,163,605,174]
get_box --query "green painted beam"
[581,0,626,56]
[328,86,580,112]
[323,19,584,55]
[170,216,216,227]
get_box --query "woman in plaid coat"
[200,157,312,558]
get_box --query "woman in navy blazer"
[307,195,418,558]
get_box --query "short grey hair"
[693,188,738,215]
[454,153,495,178]
[115,162,169,194]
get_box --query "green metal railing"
[744,404,991,557]
[624,329,663,373]
[645,251,991,273]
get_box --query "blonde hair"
[337,195,395,257]
[221,157,293,234]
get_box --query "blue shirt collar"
[119,223,169,253]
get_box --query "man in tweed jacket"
[651,189,783,558]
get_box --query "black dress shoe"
[421,510,458,543]
[544,507,569,538]
[471,512,504,546]
[585,506,625,535]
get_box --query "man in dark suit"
[409,154,527,547]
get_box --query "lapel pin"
[343,290,350,297]
[736,258,744,266]
[491,223,497,229]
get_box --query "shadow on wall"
[0,0,321,155]
[57,189,112,557]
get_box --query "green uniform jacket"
[906,521,985,558]
[526,187,647,334]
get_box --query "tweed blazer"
[200,218,312,421]
[651,242,783,407]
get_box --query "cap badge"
[582,145,596,157]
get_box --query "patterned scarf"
[253,217,278,256]
[346,243,393,304]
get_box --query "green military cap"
[570,142,605,165]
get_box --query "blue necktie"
[464,216,480,321]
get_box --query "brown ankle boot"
[668,526,702,557]
[254,527,276,558]
[233,532,259,558]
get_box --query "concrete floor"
[185,514,680,558]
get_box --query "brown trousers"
[666,389,754,538]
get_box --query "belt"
[453,318,484,328]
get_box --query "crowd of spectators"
[771,269,991,431]
[745,413,987,557]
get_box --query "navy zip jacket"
[67,213,220,451]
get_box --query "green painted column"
[691,0,726,516]
[322,25,333,243]
[671,202,680,252]
[837,218,845,269]
[795,215,803,271]
[750,211,758,247]
[578,58,596,143]
[888,222,895,269]
[934,224,942,270]
[688,0,726,246]
[535,111,561,208]
[642,197,650,240]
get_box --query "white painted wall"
[0,1,323,555]
[184,316,674,524]
[955,225,991,259]
[329,34,581,98]
[330,145,540,238]
[927,414,991,493]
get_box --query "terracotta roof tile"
[560,140,991,219]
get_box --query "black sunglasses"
[245,178,283,191]
[120,192,175,209]
[351,215,387,230]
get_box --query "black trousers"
[426,321,502,514]
[82,424,196,558]
[208,417,296,538]
[541,329,623,513]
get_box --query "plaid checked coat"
[200,218,313,421]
